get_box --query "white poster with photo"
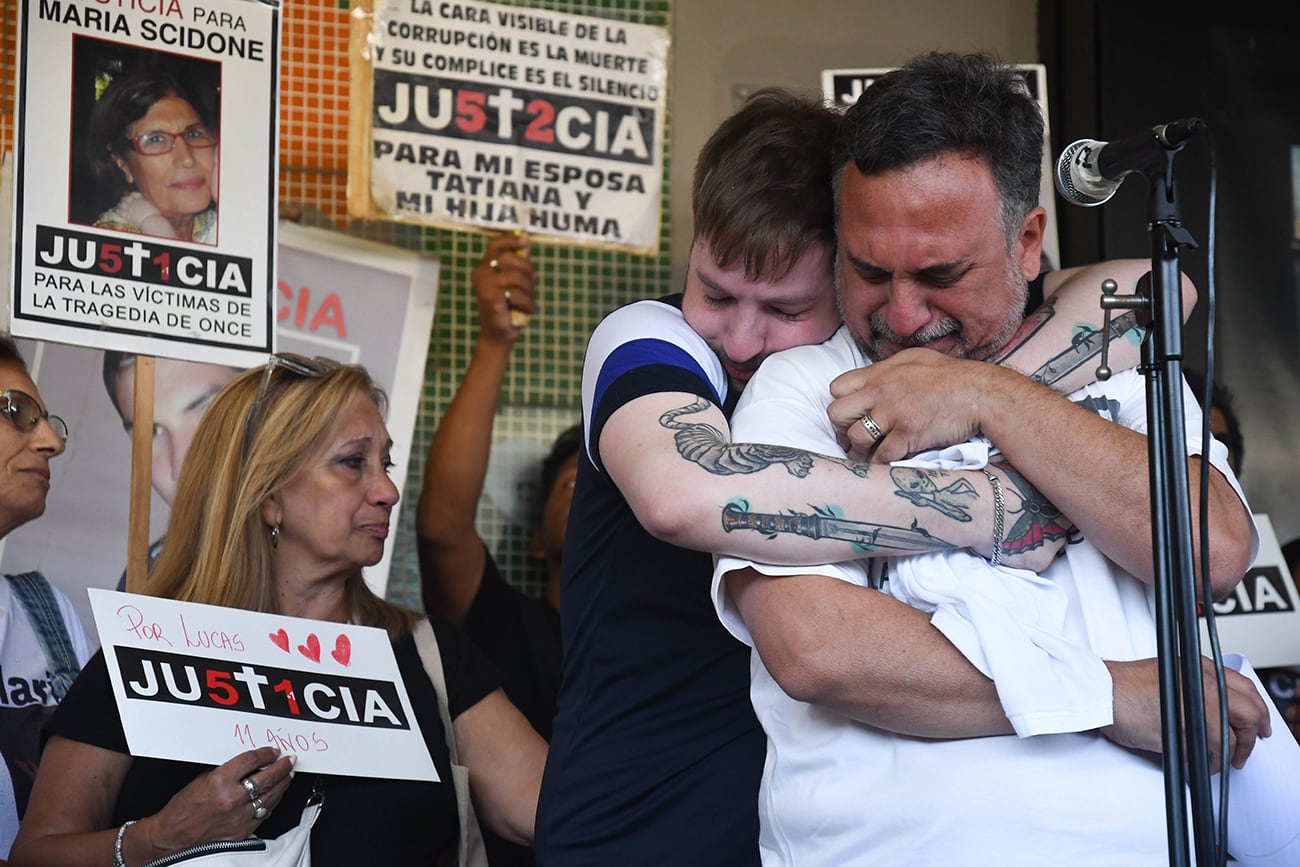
[10,0,280,367]
[89,589,437,780]
[349,0,669,254]
[821,65,1061,271]
[0,222,438,639]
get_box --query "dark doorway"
[1040,1,1300,552]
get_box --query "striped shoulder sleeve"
[580,298,728,471]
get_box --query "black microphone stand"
[1098,143,1217,867]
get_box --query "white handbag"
[138,787,321,867]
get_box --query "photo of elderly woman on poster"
[70,38,221,245]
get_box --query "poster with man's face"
[1,223,439,639]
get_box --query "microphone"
[1055,118,1205,207]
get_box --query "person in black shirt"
[417,233,577,866]
[13,356,545,866]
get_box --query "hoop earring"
[270,524,280,549]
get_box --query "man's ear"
[1015,206,1047,281]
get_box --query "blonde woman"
[12,356,544,866]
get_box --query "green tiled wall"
[382,1,674,610]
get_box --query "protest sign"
[10,0,280,367]
[1201,514,1300,668]
[0,222,439,637]
[89,589,438,779]
[348,0,669,254]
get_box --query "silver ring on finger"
[504,288,513,310]
[241,776,261,803]
[252,796,268,820]
[859,412,884,443]
[489,258,501,273]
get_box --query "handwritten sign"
[88,589,437,781]
[10,0,280,366]
[348,0,669,254]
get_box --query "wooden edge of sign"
[347,0,378,220]
[125,355,155,593]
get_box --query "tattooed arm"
[991,258,1196,394]
[829,353,1252,598]
[602,384,1066,573]
[610,390,1046,738]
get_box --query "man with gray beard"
[711,51,1270,866]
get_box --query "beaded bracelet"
[113,819,137,867]
[981,468,1006,567]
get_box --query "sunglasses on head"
[241,354,341,455]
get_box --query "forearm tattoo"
[987,457,1075,555]
[1030,312,1144,388]
[660,399,869,478]
[994,293,1144,389]
[721,500,957,555]
[889,467,979,521]
[660,398,973,553]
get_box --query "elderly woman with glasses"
[85,65,219,244]
[11,355,546,867]
[0,335,90,863]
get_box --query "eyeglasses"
[242,354,341,455]
[129,124,219,156]
[1,390,68,442]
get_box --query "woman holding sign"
[12,356,544,866]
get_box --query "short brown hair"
[692,89,840,282]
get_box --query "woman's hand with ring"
[240,776,261,803]
[133,747,296,859]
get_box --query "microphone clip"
[1095,273,1153,381]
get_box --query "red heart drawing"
[269,629,290,653]
[332,634,352,667]
[297,633,321,663]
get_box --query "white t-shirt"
[0,577,93,858]
[713,326,1256,867]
